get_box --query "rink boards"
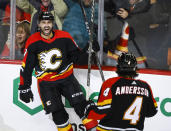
[0,63,171,131]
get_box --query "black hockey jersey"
[19,30,88,87]
[88,76,158,131]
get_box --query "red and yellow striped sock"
[57,123,73,131]
[82,118,98,130]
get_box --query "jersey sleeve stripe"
[97,99,112,106]
[97,105,111,110]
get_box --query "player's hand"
[18,85,34,103]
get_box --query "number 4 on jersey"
[123,96,143,125]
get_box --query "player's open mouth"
[44,27,50,31]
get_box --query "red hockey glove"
[18,85,34,103]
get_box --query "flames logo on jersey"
[38,48,62,71]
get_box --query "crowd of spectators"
[0,0,170,70]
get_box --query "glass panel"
[0,0,31,60]
[14,0,31,60]
[103,0,171,70]
[62,0,100,50]
[0,0,10,59]
[1,0,170,71]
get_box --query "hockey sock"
[57,122,73,131]
[82,118,98,130]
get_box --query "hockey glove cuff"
[19,85,34,103]
[84,100,97,117]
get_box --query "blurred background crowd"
[0,0,171,70]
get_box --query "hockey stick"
[80,0,105,97]
[79,0,94,99]
[87,0,95,88]
[79,0,95,87]
[94,52,105,82]
[86,0,105,86]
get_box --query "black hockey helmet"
[116,52,138,77]
[38,11,54,22]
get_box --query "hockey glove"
[92,40,100,52]
[18,85,34,103]
[84,100,97,117]
[83,40,100,53]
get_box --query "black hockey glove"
[92,40,100,52]
[84,100,98,117]
[18,85,34,103]
[83,40,100,53]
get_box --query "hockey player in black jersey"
[85,52,158,131]
[18,11,99,131]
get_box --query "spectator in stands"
[0,2,31,55]
[104,0,151,21]
[103,0,151,67]
[104,21,147,68]
[0,0,10,23]
[16,0,68,34]
[0,0,10,54]
[63,0,108,49]
[2,3,31,25]
[149,0,169,29]
[1,21,30,60]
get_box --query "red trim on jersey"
[88,110,106,120]
[118,38,128,47]
[25,30,79,49]
[88,77,122,121]
[20,75,24,85]
[125,26,129,34]
[97,77,121,104]
[37,68,73,82]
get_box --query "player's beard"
[41,26,53,36]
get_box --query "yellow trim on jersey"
[116,45,128,52]
[97,99,112,106]
[57,124,72,131]
[107,51,118,60]
[136,56,147,62]
[154,102,158,107]
[50,64,73,79]
[36,64,73,80]
[22,62,25,68]
[82,118,93,125]
[37,72,53,79]
[96,126,111,131]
